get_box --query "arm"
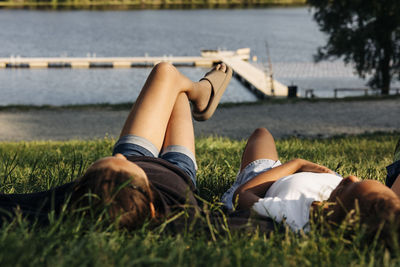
[234,159,335,210]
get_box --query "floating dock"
[0,56,218,68]
[0,48,288,97]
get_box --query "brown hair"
[356,193,400,247]
[70,166,155,230]
[323,194,400,248]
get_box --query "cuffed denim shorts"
[113,135,198,187]
[221,158,282,211]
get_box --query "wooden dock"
[0,56,220,68]
[222,56,287,97]
[0,48,289,97]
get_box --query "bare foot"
[192,63,227,113]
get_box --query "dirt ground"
[0,99,399,142]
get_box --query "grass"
[0,133,400,266]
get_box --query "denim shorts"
[113,135,198,187]
[221,158,282,211]
[386,160,400,188]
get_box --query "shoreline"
[1,95,399,112]
[0,0,306,10]
[1,98,399,141]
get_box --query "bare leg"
[119,62,214,152]
[239,128,279,171]
[162,93,195,155]
[162,63,229,154]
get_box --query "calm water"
[0,8,395,105]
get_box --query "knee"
[152,62,178,77]
[249,127,274,142]
[251,127,272,138]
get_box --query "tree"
[307,0,400,95]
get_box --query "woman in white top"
[222,128,400,244]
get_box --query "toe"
[219,63,227,72]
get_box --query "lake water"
[0,8,397,105]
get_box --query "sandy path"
[0,99,399,142]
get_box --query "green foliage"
[307,0,400,95]
[0,133,399,266]
[0,139,114,193]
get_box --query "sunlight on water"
[0,8,397,105]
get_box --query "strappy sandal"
[192,65,233,121]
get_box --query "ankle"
[189,80,212,112]
[188,81,205,102]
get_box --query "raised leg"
[162,93,195,155]
[118,62,213,152]
[239,128,279,171]
[162,63,229,154]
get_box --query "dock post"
[113,62,132,68]
[287,85,297,98]
[71,62,90,68]
[30,62,48,68]
[194,60,214,67]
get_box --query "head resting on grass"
[70,154,156,230]
[321,176,400,247]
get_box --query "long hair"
[356,193,400,248]
[321,193,400,248]
[70,166,154,230]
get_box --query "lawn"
[0,133,399,266]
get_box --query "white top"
[252,172,342,232]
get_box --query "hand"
[296,159,335,174]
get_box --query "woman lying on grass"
[222,128,400,245]
[0,62,232,229]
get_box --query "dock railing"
[334,88,400,98]
[334,88,369,98]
